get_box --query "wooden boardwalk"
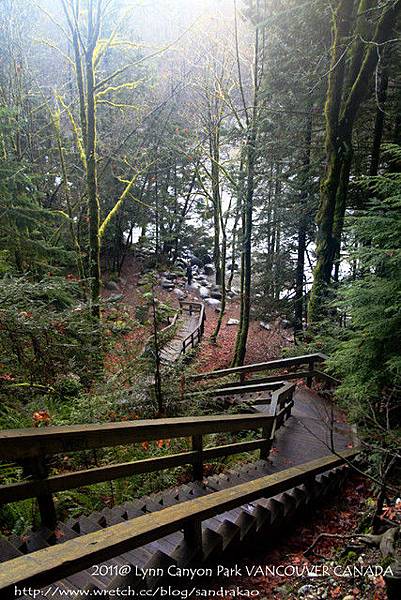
[0,384,355,598]
[159,311,200,364]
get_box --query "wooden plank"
[212,371,316,389]
[203,439,267,460]
[0,452,199,504]
[314,370,340,385]
[0,449,357,594]
[268,383,295,440]
[188,381,285,398]
[189,353,328,382]
[0,413,273,460]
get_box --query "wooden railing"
[187,352,328,389]
[0,449,358,595]
[0,413,272,528]
[180,300,205,354]
[142,311,179,356]
[0,383,295,529]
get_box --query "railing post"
[192,434,203,480]
[183,520,203,557]
[303,472,317,504]
[23,457,57,529]
[306,360,314,388]
[260,421,273,460]
[285,389,294,420]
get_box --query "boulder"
[190,256,203,267]
[189,282,200,290]
[105,280,119,291]
[204,263,215,276]
[202,253,213,265]
[205,298,221,308]
[160,278,174,290]
[260,321,271,331]
[162,272,176,281]
[199,286,210,299]
[173,288,186,300]
[227,318,240,326]
[211,290,222,300]
[107,293,123,303]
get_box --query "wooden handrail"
[0,365,299,531]
[0,449,358,595]
[181,301,205,354]
[179,300,203,312]
[0,412,274,527]
[0,413,271,460]
[267,382,296,448]
[205,370,317,389]
[188,353,328,382]
[187,380,284,397]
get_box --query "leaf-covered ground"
[102,256,293,375]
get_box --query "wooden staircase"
[0,456,352,599]
[0,354,357,599]
[159,301,205,365]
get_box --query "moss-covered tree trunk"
[86,0,101,319]
[308,0,354,323]
[309,0,401,324]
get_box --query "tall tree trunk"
[210,129,222,285]
[232,6,261,366]
[309,0,400,324]
[294,108,312,335]
[308,0,354,323]
[211,229,226,342]
[232,122,257,366]
[86,0,101,319]
[154,164,160,260]
[370,60,389,176]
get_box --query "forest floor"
[102,254,293,375]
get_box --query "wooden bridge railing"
[179,300,205,354]
[0,449,358,596]
[186,352,329,389]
